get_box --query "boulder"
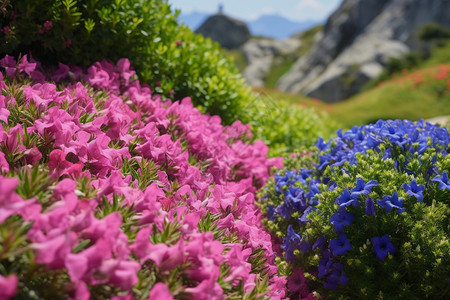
[242,38,301,87]
[277,0,450,102]
[195,14,250,49]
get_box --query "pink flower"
[69,281,90,300]
[66,38,72,47]
[0,94,10,123]
[18,55,37,76]
[144,240,185,271]
[52,63,70,81]
[43,21,53,31]
[0,55,17,77]
[98,259,141,290]
[0,152,9,172]
[1,26,11,35]
[0,274,18,299]
[184,277,224,300]
[148,282,173,300]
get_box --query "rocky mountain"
[277,0,450,103]
[195,13,250,49]
[242,38,301,87]
[180,12,319,40]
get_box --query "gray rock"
[195,14,250,49]
[242,38,301,87]
[277,0,450,102]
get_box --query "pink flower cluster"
[0,55,289,299]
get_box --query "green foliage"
[244,93,337,156]
[418,23,450,41]
[261,122,450,299]
[302,149,449,299]
[0,0,253,124]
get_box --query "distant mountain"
[179,12,321,40]
[248,14,319,39]
[178,12,209,31]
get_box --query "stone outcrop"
[195,13,250,49]
[277,0,450,102]
[242,38,301,87]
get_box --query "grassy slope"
[327,64,450,128]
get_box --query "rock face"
[195,13,250,49]
[242,38,301,87]
[277,0,450,102]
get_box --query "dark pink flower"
[1,26,11,35]
[43,20,53,31]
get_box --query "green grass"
[220,48,247,72]
[326,66,450,128]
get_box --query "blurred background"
[169,0,450,129]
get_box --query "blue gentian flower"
[324,263,349,290]
[431,171,450,191]
[377,192,406,214]
[329,233,352,256]
[351,178,378,199]
[318,250,333,278]
[371,234,396,260]
[336,188,359,208]
[330,211,354,232]
[266,205,276,221]
[286,187,308,210]
[312,235,327,251]
[365,197,376,216]
[401,179,425,202]
[298,206,316,224]
[281,225,302,262]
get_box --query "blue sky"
[168,0,343,22]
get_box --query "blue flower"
[318,250,333,278]
[377,192,406,214]
[298,206,316,224]
[286,187,308,210]
[431,171,450,191]
[401,179,425,202]
[371,235,396,260]
[336,188,359,208]
[330,211,354,232]
[324,263,349,290]
[266,205,276,221]
[351,178,378,199]
[329,233,352,256]
[312,235,327,251]
[281,225,302,262]
[365,197,376,216]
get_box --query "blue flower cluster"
[267,119,450,290]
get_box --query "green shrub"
[260,120,450,299]
[418,23,450,41]
[244,95,337,157]
[0,0,252,124]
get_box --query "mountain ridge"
[179,11,321,39]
